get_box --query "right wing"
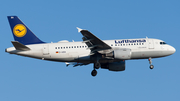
[65,62,90,67]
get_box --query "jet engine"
[101,61,125,71]
[106,49,131,60]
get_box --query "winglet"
[11,41,30,51]
[76,27,83,33]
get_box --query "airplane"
[6,16,176,76]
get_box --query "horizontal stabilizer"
[11,41,30,51]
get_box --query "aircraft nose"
[169,46,176,55]
[171,46,176,54]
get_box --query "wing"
[77,27,112,54]
[65,62,90,67]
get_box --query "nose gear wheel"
[148,57,154,69]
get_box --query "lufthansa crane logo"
[13,24,27,37]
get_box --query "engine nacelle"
[101,61,125,71]
[106,49,131,60]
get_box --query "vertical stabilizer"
[7,16,45,45]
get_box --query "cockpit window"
[160,42,167,45]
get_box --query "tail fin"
[7,16,45,45]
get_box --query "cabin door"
[148,39,154,49]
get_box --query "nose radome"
[172,46,176,53]
[169,46,176,54]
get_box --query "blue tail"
[7,16,45,45]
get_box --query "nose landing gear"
[148,57,154,69]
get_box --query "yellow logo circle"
[13,24,27,37]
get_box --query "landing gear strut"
[94,61,100,69]
[91,62,101,76]
[148,57,154,69]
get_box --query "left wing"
[77,27,112,54]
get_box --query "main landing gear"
[91,62,101,77]
[91,69,97,77]
[148,57,154,69]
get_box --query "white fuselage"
[6,38,176,63]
